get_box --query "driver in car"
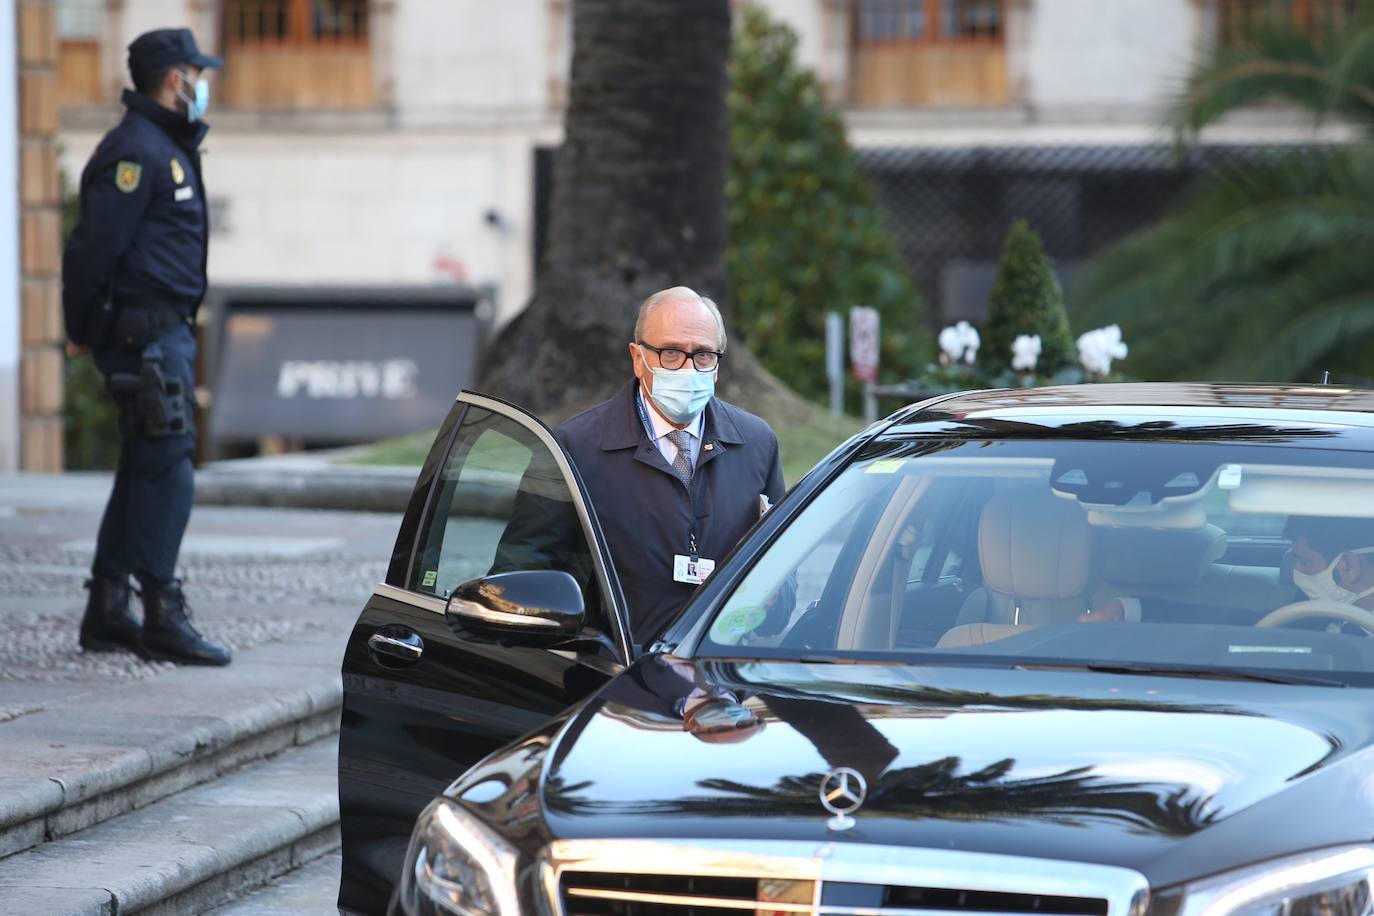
[1285,516,1374,611]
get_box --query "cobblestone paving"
[0,478,397,684]
[0,543,387,683]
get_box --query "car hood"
[538,658,1374,884]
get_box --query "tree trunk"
[478,0,811,426]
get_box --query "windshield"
[698,438,1374,686]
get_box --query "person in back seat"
[1077,524,1229,625]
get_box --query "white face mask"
[1292,547,1374,604]
[639,351,714,425]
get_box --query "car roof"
[882,382,1374,442]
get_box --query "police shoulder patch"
[115,160,141,193]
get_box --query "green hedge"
[727,7,930,409]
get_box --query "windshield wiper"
[1023,661,1346,688]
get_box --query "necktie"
[665,429,693,486]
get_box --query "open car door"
[336,392,631,915]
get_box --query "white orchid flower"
[938,325,964,363]
[1011,334,1041,372]
[959,321,980,365]
[1077,325,1129,376]
[938,321,982,366]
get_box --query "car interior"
[705,446,1374,676]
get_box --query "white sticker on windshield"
[864,458,906,475]
[1218,464,1243,489]
[1228,645,1312,654]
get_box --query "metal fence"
[855,143,1307,326]
[532,143,1310,327]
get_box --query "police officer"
[63,29,230,666]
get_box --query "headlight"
[397,797,521,916]
[1180,847,1373,916]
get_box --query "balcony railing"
[850,0,1008,108]
[221,0,375,110]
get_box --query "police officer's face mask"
[174,69,210,122]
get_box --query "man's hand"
[65,341,91,358]
[1077,598,1126,624]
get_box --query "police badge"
[170,158,185,185]
[115,160,142,193]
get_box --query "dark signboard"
[208,286,487,445]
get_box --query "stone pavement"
[0,471,397,684]
[0,471,406,913]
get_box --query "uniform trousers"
[91,322,196,591]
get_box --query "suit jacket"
[553,380,786,645]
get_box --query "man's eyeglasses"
[638,342,724,372]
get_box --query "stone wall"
[18,0,63,471]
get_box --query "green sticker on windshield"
[711,605,768,642]
[421,570,438,589]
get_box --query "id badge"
[674,554,716,585]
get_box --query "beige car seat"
[938,487,1092,647]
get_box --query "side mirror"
[446,570,585,640]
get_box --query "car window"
[410,405,605,625]
[698,438,1374,685]
[710,469,876,650]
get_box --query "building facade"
[2,0,1355,468]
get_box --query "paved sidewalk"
[0,472,402,910]
[0,471,397,688]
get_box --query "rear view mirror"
[446,570,585,639]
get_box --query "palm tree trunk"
[478,0,809,424]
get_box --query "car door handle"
[368,628,424,665]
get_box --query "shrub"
[982,219,1075,376]
[728,6,930,407]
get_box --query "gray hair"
[633,286,727,351]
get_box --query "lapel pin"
[704,443,714,451]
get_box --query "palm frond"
[1230,295,1374,380]
[1172,3,1374,140]
[1072,148,1374,381]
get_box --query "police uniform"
[63,29,230,666]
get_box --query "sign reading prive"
[209,287,486,446]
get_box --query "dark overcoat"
[554,380,787,644]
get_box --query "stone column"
[18,0,64,471]
[371,0,398,109]
[819,0,851,105]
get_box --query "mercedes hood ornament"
[819,766,867,831]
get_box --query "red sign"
[850,306,879,384]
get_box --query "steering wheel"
[1255,599,1374,634]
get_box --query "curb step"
[207,851,340,914]
[0,736,340,915]
[194,464,416,512]
[0,638,343,864]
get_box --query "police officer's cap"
[127,29,223,77]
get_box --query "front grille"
[559,871,1110,916]
[562,872,780,915]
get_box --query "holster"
[107,343,189,438]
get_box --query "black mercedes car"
[338,383,1374,916]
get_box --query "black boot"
[79,575,140,653]
[139,580,231,666]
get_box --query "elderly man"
[552,286,787,644]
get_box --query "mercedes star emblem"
[819,766,867,831]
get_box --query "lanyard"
[636,389,705,559]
